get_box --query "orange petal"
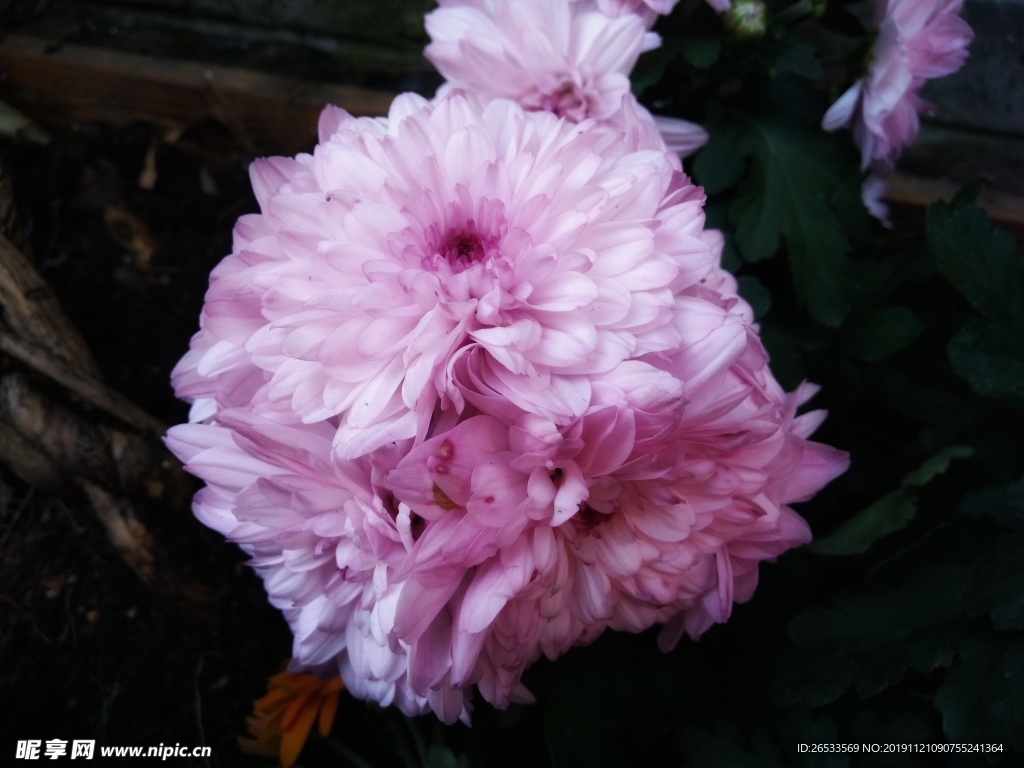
[281,691,314,731]
[317,690,339,738]
[279,700,319,768]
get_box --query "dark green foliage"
[936,637,1024,752]
[929,200,1024,403]
[810,446,972,556]
[777,567,972,706]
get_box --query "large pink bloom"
[822,0,972,173]
[169,90,847,724]
[381,281,847,712]
[173,91,718,460]
[425,0,707,157]
[167,270,846,722]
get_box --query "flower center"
[574,503,612,532]
[524,77,591,122]
[439,229,486,271]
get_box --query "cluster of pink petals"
[822,0,972,179]
[579,0,683,26]
[168,88,847,723]
[174,92,712,461]
[425,0,707,158]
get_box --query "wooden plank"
[885,173,1024,245]
[0,35,397,154]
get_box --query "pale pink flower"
[168,159,848,721]
[582,0,684,26]
[383,327,847,710]
[169,80,848,723]
[425,0,707,156]
[861,174,893,225]
[822,0,972,173]
[165,412,474,722]
[173,91,719,460]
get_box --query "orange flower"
[239,668,344,767]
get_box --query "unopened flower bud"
[724,0,767,38]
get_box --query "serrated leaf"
[935,636,1024,751]
[811,488,916,556]
[729,119,854,325]
[776,567,972,706]
[948,320,1024,401]
[928,200,1024,321]
[928,200,1024,403]
[811,446,972,556]
[903,445,974,487]
[840,306,923,362]
[692,114,754,195]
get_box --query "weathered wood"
[92,0,435,43]
[0,332,167,436]
[0,225,101,378]
[0,34,397,154]
[0,222,200,606]
[885,173,1024,244]
[887,174,1024,226]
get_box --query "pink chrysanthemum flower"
[578,0,684,26]
[165,413,473,721]
[822,0,972,173]
[173,91,718,460]
[167,265,847,722]
[168,91,847,724]
[425,0,707,157]
[377,251,847,712]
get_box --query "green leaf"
[928,200,1024,321]
[424,744,471,768]
[631,38,677,96]
[927,200,1024,403]
[683,721,787,768]
[947,320,1024,401]
[840,306,923,362]
[962,532,1024,630]
[729,117,854,325]
[680,35,721,69]
[737,275,772,319]
[811,446,973,556]
[902,445,974,487]
[692,114,754,195]
[935,636,1024,751]
[810,489,917,556]
[776,568,972,706]
[775,41,823,79]
[962,479,1024,528]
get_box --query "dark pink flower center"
[439,229,487,271]
[524,77,591,122]
[575,503,612,532]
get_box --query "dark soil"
[0,119,295,766]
